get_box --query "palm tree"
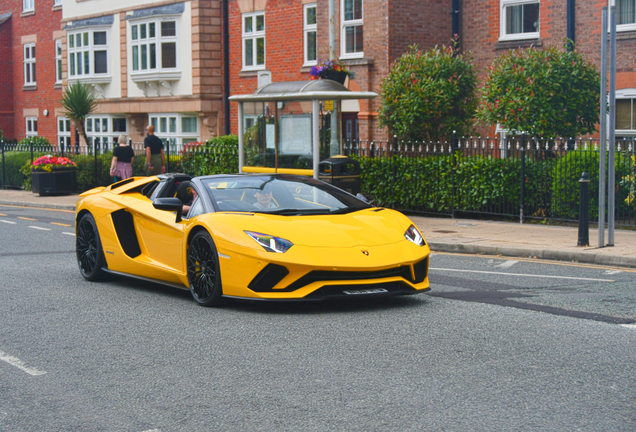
[59,82,97,148]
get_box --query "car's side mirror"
[356,193,375,205]
[153,197,184,222]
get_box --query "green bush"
[479,42,600,138]
[379,42,478,142]
[17,136,53,151]
[2,152,40,188]
[551,149,632,220]
[178,135,238,176]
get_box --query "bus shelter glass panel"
[243,102,276,168]
[277,101,314,169]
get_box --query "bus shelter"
[229,80,377,179]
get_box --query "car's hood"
[209,208,411,248]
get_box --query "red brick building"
[460,0,636,138]
[228,0,452,143]
[0,0,65,143]
[3,1,636,145]
[229,0,636,142]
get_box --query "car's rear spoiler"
[78,186,107,197]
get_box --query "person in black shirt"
[110,134,135,181]
[144,125,165,176]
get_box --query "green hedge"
[353,150,633,221]
[2,152,46,188]
[177,135,238,176]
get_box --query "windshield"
[200,175,371,215]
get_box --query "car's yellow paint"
[76,176,430,300]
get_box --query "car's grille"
[413,257,428,283]
[248,264,290,291]
[248,260,429,293]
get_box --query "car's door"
[127,199,186,274]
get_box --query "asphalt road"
[1,205,635,431]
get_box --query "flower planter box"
[323,71,348,85]
[31,169,77,196]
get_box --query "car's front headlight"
[404,224,426,246]
[245,231,293,253]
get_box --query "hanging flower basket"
[310,59,355,84]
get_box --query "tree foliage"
[378,43,478,142]
[478,43,600,138]
[59,82,97,146]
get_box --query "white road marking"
[620,324,636,330]
[429,268,614,282]
[62,232,75,237]
[494,260,518,269]
[0,220,17,224]
[141,429,161,432]
[0,350,46,376]
[604,270,623,275]
[28,226,51,231]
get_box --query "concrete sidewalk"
[1,189,635,268]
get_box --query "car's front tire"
[187,230,223,306]
[76,213,106,281]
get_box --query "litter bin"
[318,155,361,195]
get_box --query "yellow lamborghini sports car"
[76,173,430,306]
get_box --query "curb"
[0,200,76,211]
[428,242,636,269]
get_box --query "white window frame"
[23,0,34,13]
[26,117,38,138]
[54,0,63,6]
[617,0,636,32]
[129,17,180,78]
[303,4,317,66]
[500,0,540,41]
[57,117,71,148]
[149,113,200,151]
[55,40,63,84]
[615,89,636,136]
[242,11,266,71]
[85,115,127,151]
[340,0,363,59]
[24,43,36,86]
[67,28,111,80]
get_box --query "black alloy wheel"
[187,231,223,306]
[76,213,105,281]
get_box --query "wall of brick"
[461,0,636,137]
[228,1,458,142]
[0,17,15,139]
[228,0,309,135]
[0,0,65,143]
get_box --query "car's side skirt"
[102,268,190,291]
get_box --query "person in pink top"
[110,134,135,182]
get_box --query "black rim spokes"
[188,237,217,300]
[77,220,97,273]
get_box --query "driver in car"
[254,186,278,210]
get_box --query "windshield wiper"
[328,206,369,214]
[265,208,331,215]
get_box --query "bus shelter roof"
[228,80,377,102]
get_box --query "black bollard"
[578,172,590,246]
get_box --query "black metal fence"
[2,136,636,227]
[344,135,636,227]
